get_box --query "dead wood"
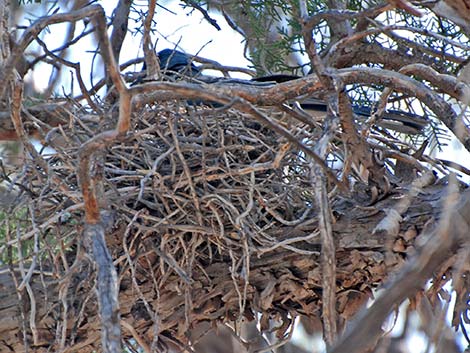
[1,2,470,352]
[0,95,466,352]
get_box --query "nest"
[1,97,442,351]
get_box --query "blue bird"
[142,49,201,77]
[138,49,428,134]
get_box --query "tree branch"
[331,179,469,353]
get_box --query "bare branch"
[0,5,105,99]
[142,0,159,79]
[110,0,132,64]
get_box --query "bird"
[138,49,428,134]
[142,48,201,77]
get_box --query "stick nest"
[2,98,437,350]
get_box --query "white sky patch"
[405,331,427,353]
[25,0,250,95]
[120,1,250,75]
[432,101,470,183]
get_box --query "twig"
[122,320,151,353]
[373,171,436,235]
[142,0,159,78]
[110,0,132,64]
[33,35,102,113]
[0,5,105,99]
[131,83,346,191]
[337,67,467,151]
[315,170,337,346]
[183,0,221,31]
[75,5,132,353]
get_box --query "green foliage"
[0,207,30,265]
[0,206,81,268]
[238,1,299,74]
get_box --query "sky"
[26,0,251,93]
[118,1,252,74]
